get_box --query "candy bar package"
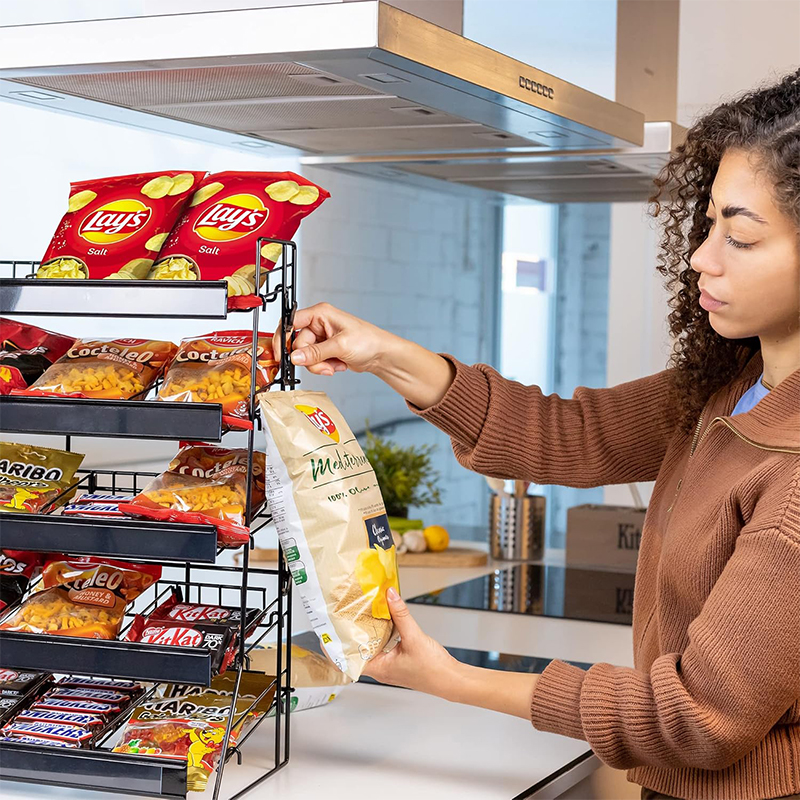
[150,171,329,308]
[0,442,85,515]
[119,444,266,547]
[0,318,75,394]
[38,171,206,280]
[259,390,400,681]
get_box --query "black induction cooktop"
[408,564,635,626]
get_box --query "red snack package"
[151,171,329,308]
[0,550,43,614]
[0,557,161,639]
[119,444,266,547]
[0,319,75,395]
[19,337,177,400]
[157,331,277,428]
[38,171,207,280]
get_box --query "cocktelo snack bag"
[0,319,75,395]
[259,391,399,681]
[151,172,329,308]
[20,337,177,400]
[38,171,207,280]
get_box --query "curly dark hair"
[649,68,800,432]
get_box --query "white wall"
[603,0,800,508]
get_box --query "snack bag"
[0,551,43,613]
[0,557,160,639]
[249,643,351,715]
[0,319,75,394]
[151,172,329,308]
[38,171,207,280]
[158,331,277,428]
[259,391,400,681]
[21,337,176,400]
[119,444,266,547]
[114,672,274,792]
[0,442,84,514]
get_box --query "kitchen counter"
[0,544,633,799]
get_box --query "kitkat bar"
[151,172,329,308]
[0,668,49,698]
[38,171,207,280]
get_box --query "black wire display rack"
[0,238,299,799]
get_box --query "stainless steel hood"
[0,1,645,158]
[302,121,686,203]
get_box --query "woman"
[279,69,800,799]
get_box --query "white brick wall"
[297,167,500,530]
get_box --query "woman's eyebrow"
[709,196,768,224]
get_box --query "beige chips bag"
[259,391,400,681]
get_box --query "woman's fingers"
[292,336,345,369]
[386,587,418,641]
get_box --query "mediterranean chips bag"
[259,391,399,681]
[38,171,206,280]
[150,172,329,308]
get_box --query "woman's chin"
[707,313,753,340]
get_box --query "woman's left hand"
[363,587,463,697]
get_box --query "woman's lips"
[699,289,727,312]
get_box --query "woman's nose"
[690,234,724,276]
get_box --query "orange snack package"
[20,337,177,400]
[0,557,161,639]
[118,444,266,548]
[157,331,276,428]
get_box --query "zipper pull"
[666,478,682,513]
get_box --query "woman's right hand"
[272,302,388,377]
[274,302,456,409]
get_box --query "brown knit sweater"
[414,352,800,800]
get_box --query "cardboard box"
[566,503,647,571]
[563,566,636,625]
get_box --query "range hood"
[302,121,686,203]
[0,1,644,157]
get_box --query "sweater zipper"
[666,415,705,513]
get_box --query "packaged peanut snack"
[259,391,399,681]
[118,444,266,547]
[150,172,329,308]
[38,171,206,280]
[157,331,277,428]
[0,557,161,639]
[20,337,176,400]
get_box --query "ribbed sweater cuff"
[530,660,587,741]
[406,355,490,450]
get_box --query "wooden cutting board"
[243,547,488,568]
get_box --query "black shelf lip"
[0,740,186,798]
[0,277,229,319]
[0,631,213,686]
[0,512,219,564]
[0,395,224,441]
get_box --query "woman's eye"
[725,235,754,250]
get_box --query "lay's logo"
[295,404,339,443]
[79,199,152,244]
[193,193,269,242]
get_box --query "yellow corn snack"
[24,337,177,400]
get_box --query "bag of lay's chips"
[0,442,84,515]
[157,331,277,428]
[19,337,176,400]
[38,171,207,280]
[150,172,329,309]
[259,391,399,681]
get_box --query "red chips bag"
[119,444,266,547]
[0,550,43,614]
[0,319,75,395]
[38,171,207,280]
[157,331,277,428]
[151,171,329,308]
[20,337,177,400]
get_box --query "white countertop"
[0,544,633,800]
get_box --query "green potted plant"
[363,427,441,532]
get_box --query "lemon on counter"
[423,525,450,552]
